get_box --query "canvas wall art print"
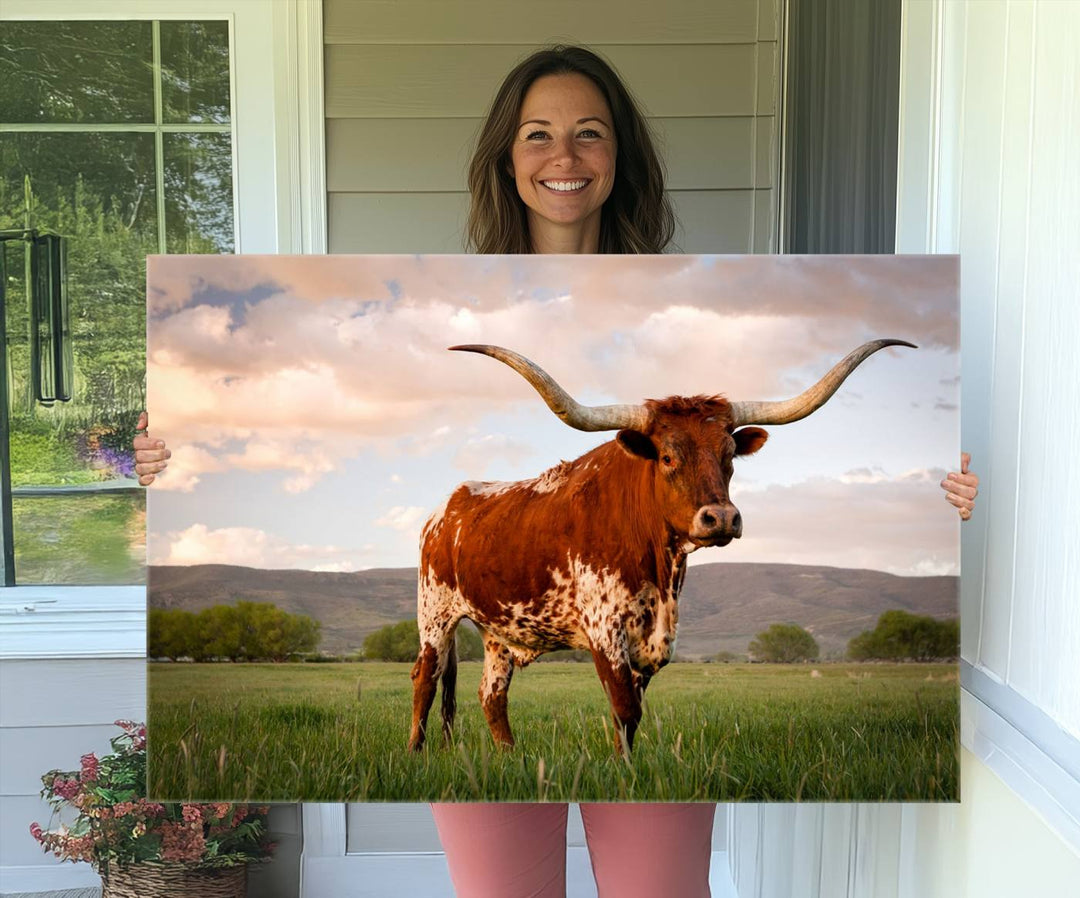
[146,253,959,803]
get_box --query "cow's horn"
[729,339,917,427]
[450,345,652,432]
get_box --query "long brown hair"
[466,46,675,254]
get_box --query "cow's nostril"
[732,511,742,531]
[701,510,716,527]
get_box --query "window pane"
[0,21,154,124]
[164,133,235,252]
[0,132,159,237]
[160,20,232,124]
[12,493,145,585]
[2,130,153,585]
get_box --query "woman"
[135,46,979,898]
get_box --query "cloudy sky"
[147,254,959,576]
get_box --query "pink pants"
[430,803,715,898]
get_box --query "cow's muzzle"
[690,504,742,545]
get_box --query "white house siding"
[323,0,781,254]
[0,658,145,896]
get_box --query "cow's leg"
[631,669,652,704]
[478,636,515,748]
[409,594,458,752]
[440,645,457,745]
[591,646,643,758]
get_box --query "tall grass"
[148,662,958,803]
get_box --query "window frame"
[0,0,325,658]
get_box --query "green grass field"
[147,661,958,803]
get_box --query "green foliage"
[147,603,321,662]
[714,650,742,663]
[148,609,191,661]
[749,623,820,663]
[363,620,420,662]
[847,610,959,661]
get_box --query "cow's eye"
[661,454,673,466]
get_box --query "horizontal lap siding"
[325,45,761,118]
[327,117,773,192]
[0,659,145,868]
[324,0,761,45]
[324,0,781,254]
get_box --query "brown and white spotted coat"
[408,397,767,755]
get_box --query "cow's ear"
[733,427,768,456]
[617,429,658,460]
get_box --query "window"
[0,18,234,585]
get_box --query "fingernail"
[156,441,164,448]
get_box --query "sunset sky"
[147,254,959,576]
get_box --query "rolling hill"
[149,562,957,660]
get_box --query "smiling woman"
[466,45,674,255]
[509,73,617,252]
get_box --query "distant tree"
[847,610,958,661]
[198,605,244,661]
[238,601,321,661]
[148,608,193,660]
[364,620,420,662]
[167,602,321,661]
[714,650,741,663]
[749,623,819,663]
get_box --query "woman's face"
[509,73,617,243]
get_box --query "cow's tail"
[440,642,458,744]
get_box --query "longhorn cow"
[408,339,914,755]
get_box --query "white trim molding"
[273,0,328,254]
[0,586,145,659]
[961,676,1080,852]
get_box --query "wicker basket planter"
[101,862,247,898]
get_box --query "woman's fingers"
[941,458,979,520]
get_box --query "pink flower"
[80,753,99,782]
[181,805,202,824]
[52,778,80,801]
[29,822,43,842]
[160,821,206,863]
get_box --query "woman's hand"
[133,411,171,486]
[941,452,979,521]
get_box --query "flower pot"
[101,862,247,898]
